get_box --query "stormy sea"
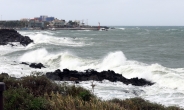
[0,26,184,108]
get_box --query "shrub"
[64,85,94,101]
[79,91,91,101]
[20,75,59,96]
[2,73,60,96]
[109,97,182,110]
[0,73,9,81]
[45,92,125,110]
[3,86,49,110]
[1,73,182,110]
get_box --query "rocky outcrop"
[46,69,154,86]
[21,62,46,69]
[0,29,33,46]
[29,63,45,69]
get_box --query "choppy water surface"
[0,26,184,108]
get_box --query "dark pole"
[0,82,5,110]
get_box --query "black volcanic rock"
[46,69,154,86]
[0,29,33,46]
[20,62,29,65]
[29,63,46,69]
[20,62,46,69]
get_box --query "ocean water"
[0,26,184,108]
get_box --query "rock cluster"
[46,69,154,86]
[0,29,33,46]
[29,63,45,69]
[21,62,46,69]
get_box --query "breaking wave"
[19,31,89,47]
[19,49,184,91]
[118,28,125,30]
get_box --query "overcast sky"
[0,0,184,26]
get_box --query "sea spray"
[19,49,184,91]
[2,27,184,108]
[99,51,127,71]
[23,32,87,47]
[118,28,125,30]
[19,48,49,63]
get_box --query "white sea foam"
[19,31,54,36]
[0,55,38,78]
[1,47,184,108]
[57,80,184,108]
[0,28,182,108]
[0,43,26,55]
[77,30,91,32]
[118,28,125,30]
[19,48,49,63]
[29,33,85,47]
[18,49,184,92]
[166,29,179,31]
[98,51,127,71]
[19,31,89,47]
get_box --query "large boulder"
[46,69,154,86]
[0,29,33,46]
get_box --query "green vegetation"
[0,73,182,110]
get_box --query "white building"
[50,19,65,27]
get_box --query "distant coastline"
[14,26,110,31]
[0,17,111,31]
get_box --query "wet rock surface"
[0,29,33,46]
[21,62,46,69]
[46,69,154,86]
[29,63,46,69]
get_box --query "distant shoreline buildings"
[0,15,93,29]
[0,15,110,30]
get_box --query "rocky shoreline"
[46,69,154,86]
[0,29,154,86]
[0,29,33,46]
[20,62,154,86]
